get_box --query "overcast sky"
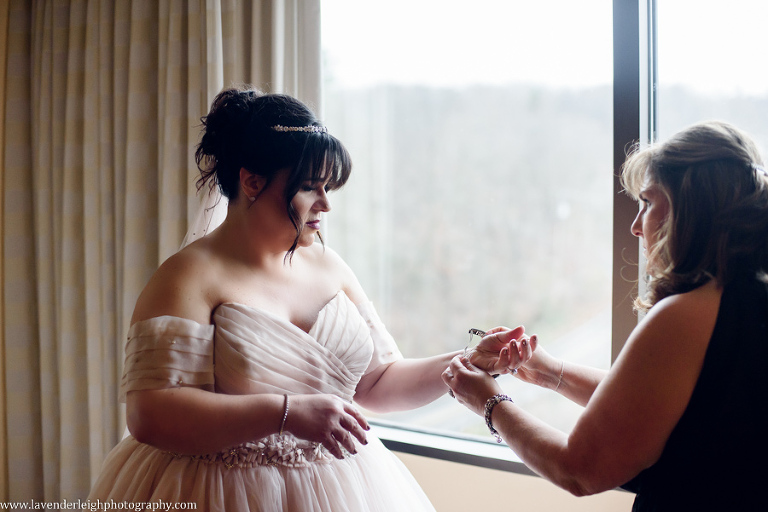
[321,0,768,96]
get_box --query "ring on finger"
[330,433,345,453]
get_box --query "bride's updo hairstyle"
[621,120,768,312]
[195,87,352,254]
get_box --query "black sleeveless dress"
[624,276,768,511]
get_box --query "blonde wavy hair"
[621,121,768,312]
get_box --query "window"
[317,0,768,474]
[655,0,768,150]
[321,0,614,441]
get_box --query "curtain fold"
[0,0,8,501]
[5,3,39,500]
[1,0,321,500]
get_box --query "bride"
[89,87,530,511]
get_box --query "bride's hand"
[467,326,536,375]
[283,394,370,459]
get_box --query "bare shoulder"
[298,243,368,304]
[131,241,220,325]
[568,281,724,485]
[598,279,723,418]
[619,280,723,372]
[642,280,722,335]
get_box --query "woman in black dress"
[444,120,768,511]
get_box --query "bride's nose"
[316,190,331,212]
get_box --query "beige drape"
[0,0,320,500]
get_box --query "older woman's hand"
[442,355,503,416]
[468,326,537,375]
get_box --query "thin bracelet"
[554,360,565,392]
[279,394,290,435]
[484,394,514,443]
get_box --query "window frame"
[364,0,652,474]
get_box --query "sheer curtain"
[0,0,320,500]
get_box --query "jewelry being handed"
[467,327,511,377]
[466,328,486,357]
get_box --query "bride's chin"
[296,234,317,248]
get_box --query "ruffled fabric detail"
[120,316,215,401]
[90,435,434,511]
[212,297,362,402]
[92,291,433,511]
[356,300,404,374]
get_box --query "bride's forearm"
[127,388,284,455]
[354,351,461,413]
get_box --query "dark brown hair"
[194,87,352,256]
[622,121,768,311]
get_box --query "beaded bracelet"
[279,394,290,435]
[484,394,514,443]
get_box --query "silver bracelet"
[554,360,565,392]
[484,394,514,443]
[279,394,290,435]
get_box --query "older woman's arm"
[480,326,608,407]
[444,281,722,495]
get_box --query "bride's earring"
[248,196,256,202]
